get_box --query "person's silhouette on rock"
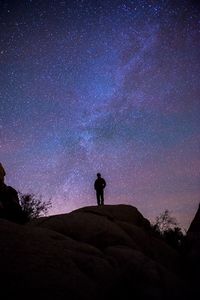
[0,163,23,223]
[94,173,106,206]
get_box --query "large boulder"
[184,203,200,296]
[0,205,188,299]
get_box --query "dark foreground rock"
[184,203,200,298]
[0,204,191,299]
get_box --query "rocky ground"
[0,204,198,299]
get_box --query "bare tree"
[152,210,185,250]
[153,209,178,233]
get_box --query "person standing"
[94,173,106,206]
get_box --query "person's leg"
[96,191,100,206]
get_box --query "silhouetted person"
[0,163,24,224]
[94,173,106,206]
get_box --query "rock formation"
[0,204,191,299]
[185,203,200,297]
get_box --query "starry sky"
[0,0,200,230]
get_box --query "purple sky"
[1,0,200,229]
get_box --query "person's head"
[97,173,101,178]
[0,163,6,183]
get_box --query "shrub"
[19,193,52,222]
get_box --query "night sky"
[1,0,200,230]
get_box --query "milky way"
[0,0,200,229]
